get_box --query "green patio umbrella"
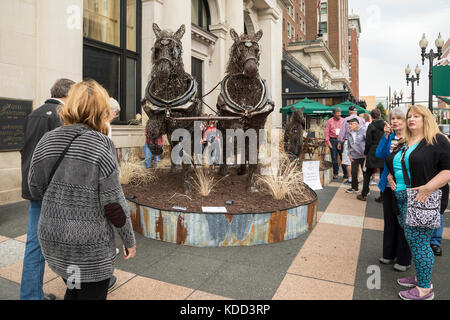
[280,98,334,115]
[331,101,370,116]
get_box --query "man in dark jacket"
[20,78,75,300]
[358,109,385,201]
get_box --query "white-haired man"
[108,98,121,138]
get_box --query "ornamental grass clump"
[255,152,308,204]
[191,165,228,197]
[119,157,157,186]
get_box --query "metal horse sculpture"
[216,29,274,189]
[141,23,202,191]
[283,106,305,159]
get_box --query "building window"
[287,22,291,38]
[191,0,211,31]
[320,22,327,33]
[83,0,142,124]
[191,57,203,98]
[320,2,327,14]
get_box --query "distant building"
[348,14,361,100]
[361,96,376,111]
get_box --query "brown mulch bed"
[122,167,317,214]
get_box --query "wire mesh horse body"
[141,23,202,192]
[216,29,274,189]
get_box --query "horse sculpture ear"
[153,23,162,38]
[300,107,305,113]
[173,24,186,41]
[254,29,263,42]
[291,106,296,113]
[230,28,239,42]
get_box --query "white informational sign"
[202,207,228,213]
[302,161,323,190]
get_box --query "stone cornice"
[141,0,163,4]
[208,23,229,39]
[191,24,218,46]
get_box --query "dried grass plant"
[255,152,309,204]
[191,164,228,197]
[119,157,158,186]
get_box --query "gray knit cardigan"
[28,124,136,283]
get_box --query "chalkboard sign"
[0,98,33,151]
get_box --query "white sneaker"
[346,188,357,194]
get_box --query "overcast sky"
[348,0,449,107]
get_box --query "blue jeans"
[430,215,444,246]
[20,200,46,300]
[144,143,161,168]
[329,138,347,176]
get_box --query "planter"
[126,194,318,247]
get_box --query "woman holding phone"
[28,80,136,300]
[386,105,450,300]
[375,107,411,272]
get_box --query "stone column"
[162,0,192,72]
[208,23,228,113]
[257,7,283,129]
[36,0,83,106]
[225,0,244,51]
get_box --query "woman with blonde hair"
[28,80,136,300]
[386,105,450,300]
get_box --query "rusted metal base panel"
[127,200,317,247]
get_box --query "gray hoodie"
[347,125,367,159]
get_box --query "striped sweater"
[28,124,136,283]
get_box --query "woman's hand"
[387,174,396,191]
[123,245,136,260]
[411,185,433,203]
[384,121,391,138]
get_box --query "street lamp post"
[419,33,444,112]
[392,90,403,108]
[405,64,421,105]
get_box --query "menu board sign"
[0,98,32,151]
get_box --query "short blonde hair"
[58,80,111,135]
[405,105,441,145]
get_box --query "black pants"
[351,158,365,191]
[382,187,411,266]
[361,167,383,197]
[62,277,110,300]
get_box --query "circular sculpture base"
[127,195,318,247]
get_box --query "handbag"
[400,145,442,229]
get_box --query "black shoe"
[375,195,382,203]
[108,275,118,292]
[44,293,56,300]
[431,245,442,256]
[357,194,367,201]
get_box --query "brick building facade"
[349,14,361,100]
[282,0,307,49]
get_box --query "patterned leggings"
[395,190,434,289]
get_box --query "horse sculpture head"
[284,106,305,157]
[151,23,185,80]
[227,29,263,78]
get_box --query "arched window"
[191,0,211,31]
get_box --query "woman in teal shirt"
[387,105,450,300]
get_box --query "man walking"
[20,79,75,300]
[325,108,345,179]
[345,118,367,194]
[358,109,385,201]
[338,105,365,184]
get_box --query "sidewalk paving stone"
[273,274,354,300]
